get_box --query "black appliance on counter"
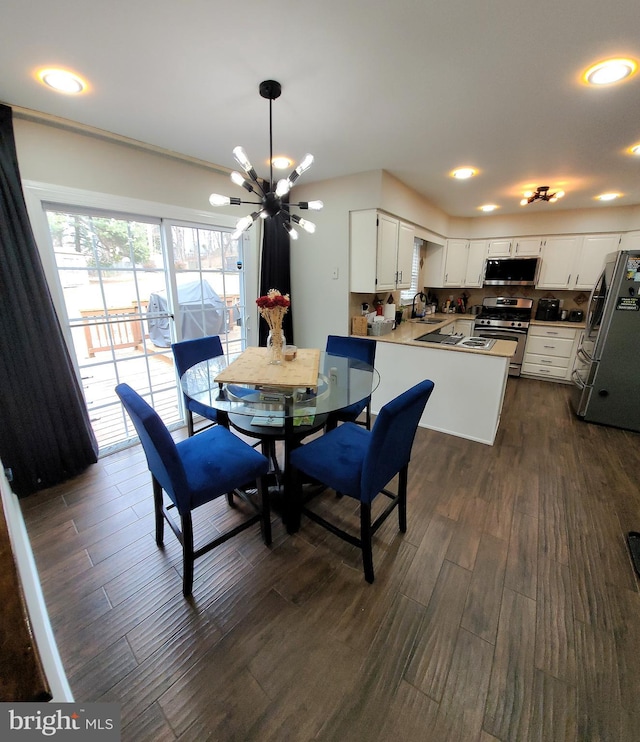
[474,296,533,376]
[535,298,560,321]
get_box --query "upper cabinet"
[536,233,620,290]
[620,231,640,251]
[487,238,542,257]
[350,210,415,292]
[536,236,583,289]
[425,239,487,288]
[465,240,488,287]
[573,234,620,290]
[443,239,468,286]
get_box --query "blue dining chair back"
[115,383,271,596]
[325,334,377,429]
[172,335,223,436]
[290,379,435,582]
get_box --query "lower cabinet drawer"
[522,362,569,379]
[525,336,574,358]
[523,353,569,369]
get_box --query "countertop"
[365,314,517,358]
[529,319,586,329]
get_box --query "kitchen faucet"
[411,292,427,318]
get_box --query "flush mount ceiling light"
[520,186,565,206]
[209,80,323,241]
[271,156,292,169]
[595,192,621,201]
[583,58,637,85]
[37,68,87,94]
[479,204,498,212]
[451,167,477,179]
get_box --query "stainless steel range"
[473,296,533,376]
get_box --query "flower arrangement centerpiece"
[256,289,291,364]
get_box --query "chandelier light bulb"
[306,200,323,211]
[286,224,299,240]
[232,146,252,171]
[275,178,291,197]
[520,198,528,206]
[296,154,314,175]
[292,215,316,233]
[230,171,245,187]
[209,193,231,206]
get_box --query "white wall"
[448,203,640,239]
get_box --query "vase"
[267,330,286,364]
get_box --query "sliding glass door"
[44,207,245,454]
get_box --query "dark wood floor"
[22,377,640,741]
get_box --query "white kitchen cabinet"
[443,239,468,286]
[465,240,487,287]
[488,237,541,257]
[573,234,621,290]
[439,239,486,287]
[487,239,512,257]
[513,237,543,256]
[397,221,415,290]
[620,231,640,251]
[522,324,580,381]
[350,210,414,292]
[536,235,582,289]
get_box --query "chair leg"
[186,410,194,437]
[257,476,272,546]
[365,402,372,430]
[152,477,164,546]
[398,466,408,533]
[360,501,374,583]
[181,512,195,597]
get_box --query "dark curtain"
[0,104,98,497]
[259,208,293,346]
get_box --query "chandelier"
[520,186,565,206]
[209,80,323,240]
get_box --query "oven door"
[473,326,527,375]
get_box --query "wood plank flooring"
[21,377,640,741]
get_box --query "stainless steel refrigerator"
[572,250,640,432]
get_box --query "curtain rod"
[9,104,230,177]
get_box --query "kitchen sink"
[412,318,442,325]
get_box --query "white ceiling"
[2,0,639,218]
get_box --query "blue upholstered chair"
[115,383,271,596]
[289,379,435,583]
[325,335,377,429]
[172,335,223,436]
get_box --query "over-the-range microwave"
[483,257,540,286]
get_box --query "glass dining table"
[180,346,380,529]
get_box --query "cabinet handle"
[567,274,571,284]
[546,331,559,335]
[576,274,580,284]
[543,344,555,349]
[541,359,552,364]
[538,368,551,374]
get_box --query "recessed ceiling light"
[451,167,477,179]
[629,144,640,156]
[595,192,621,201]
[479,204,498,212]
[583,58,637,85]
[37,68,87,94]
[271,156,292,169]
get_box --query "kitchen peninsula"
[367,315,517,445]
